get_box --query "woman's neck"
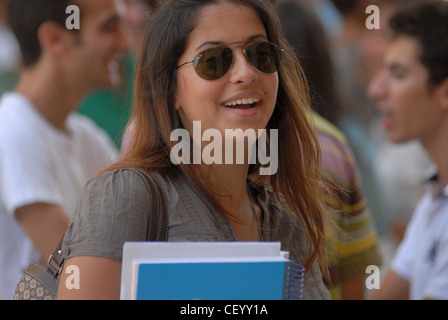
[196,163,249,208]
[195,163,262,241]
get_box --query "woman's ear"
[173,88,182,111]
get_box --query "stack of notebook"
[120,242,304,300]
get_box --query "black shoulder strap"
[132,169,169,242]
[46,168,168,279]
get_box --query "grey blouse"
[62,168,330,300]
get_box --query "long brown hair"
[109,0,327,273]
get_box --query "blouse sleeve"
[62,169,152,261]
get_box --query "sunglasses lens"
[192,42,282,80]
[194,47,233,80]
[245,42,282,74]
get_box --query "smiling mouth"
[224,97,260,109]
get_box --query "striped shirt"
[314,113,382,299]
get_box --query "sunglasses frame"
[176,41,284,80]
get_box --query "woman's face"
[174,2,279,139]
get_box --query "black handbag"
[13,169,168,300]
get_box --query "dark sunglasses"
[176,41,284,80]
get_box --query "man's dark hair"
[7,0,75,67]
[330,0,358,15]
[389,1,448,86]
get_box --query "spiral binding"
[283,259,305,300]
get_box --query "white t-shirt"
[0,92,118,299]
[391,167,448,300]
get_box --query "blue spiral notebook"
[120,242,304,300]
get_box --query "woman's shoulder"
[86,168,174,192]
[79,168,172,216]
[63,168,179,261]
[84,168,188,207]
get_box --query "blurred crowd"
[273,0,434,273]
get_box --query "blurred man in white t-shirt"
[368,1,448,300]
[0,0,129,299]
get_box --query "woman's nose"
[228,48,257,85]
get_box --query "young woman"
[57,0,330,299]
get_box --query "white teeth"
[224,97,260,107]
